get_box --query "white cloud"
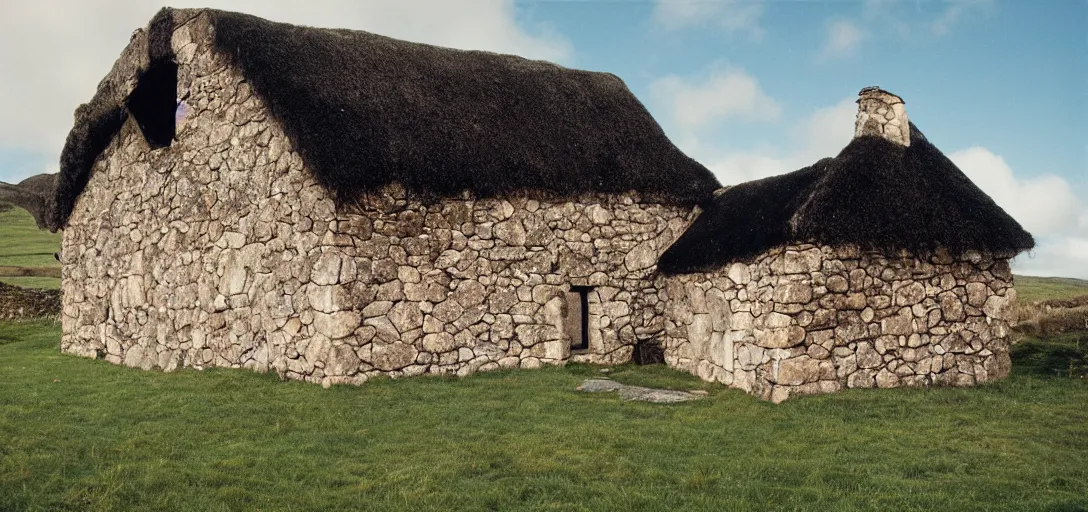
[0,0,571,183]
[819,20,867,61]
[931,0,992,35]
[652,0,765,39]
[689,97,856,186]
[1015,234,1088,280]
[948,146,1087,279]
[649,66,781,131]
[949,147,1080,237]
[860,0,993,38]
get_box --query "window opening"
[125,59,178,149]
[569,285,593,351]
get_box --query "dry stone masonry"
[855,87,911,147]
[0,282,61,321]
[661,244,1017,402]
[59,17,693,386]
[54,9,1032,403]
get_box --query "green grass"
[1011,331,1088,379]
[1016,275,1088,303]
[1,320,1086,511]
[0,206,60,289]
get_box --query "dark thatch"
[208,9,717,204]
[658,123,1035,275]
[50,8,718,230]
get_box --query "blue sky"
[0,0,1085,276]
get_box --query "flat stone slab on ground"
[576,378,705,403]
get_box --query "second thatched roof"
[657,123,1035,274]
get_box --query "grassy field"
[1,320,1086,511]
[1016,275,1088,303]
[0,206,60,289]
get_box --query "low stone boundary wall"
[0,282,61,320]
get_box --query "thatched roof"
[49,8,719,230]
[657,123,1036,274]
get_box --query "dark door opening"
[568,285,593,351]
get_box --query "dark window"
[125,59,178,149]
[568,285,593,351]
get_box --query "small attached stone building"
[655,88,1035,402]
[51,8,720,385]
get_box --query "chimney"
[855,86,910,146]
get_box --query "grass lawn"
[1,320,1085,511]
[0,207,60,290]
[1016,275,1088,303]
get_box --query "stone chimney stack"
[855,86,910,147]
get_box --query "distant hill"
[1015,275,1088,303]
[0,205,61,289]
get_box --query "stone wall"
[0,282,60,321]
[59,16,693,386]
[661,244,1017,402]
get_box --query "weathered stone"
[774,281,813,304]
[835,311,868,343]
[311,252,342,285]
[841,293,867,310]
[387,301,423,334]
[687,314,713,345]
[875,368,900,388]
[737,344,765,370]
[422,332,457,353]
[982,290,1016,321]
[371,342,417,371]
[307,285,338,313]
[894,282,926,306]
[939,291,965,322]
[965,282,988,307]
[780,249,822,274]
[880,308,912,336]
[361,301,393,318]
[826,275,849,293]
[313,311,361,339]
[327,345,361,375]
[452,280,486,308]
[847,369,875,388]
[584,205,613,225]
[365,316,400,342]
[727,263,750,285]
[856,341,882,369]
[806,343,830,360]
[774,356,820,386]
[493,220,527,246]
[624,240,657,272]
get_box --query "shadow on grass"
[1011,331,1088,379]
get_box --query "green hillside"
[0,204,61,289]
[1015,275,1088,303]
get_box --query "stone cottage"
[51,8,720,385]
[655,87,1035,402]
